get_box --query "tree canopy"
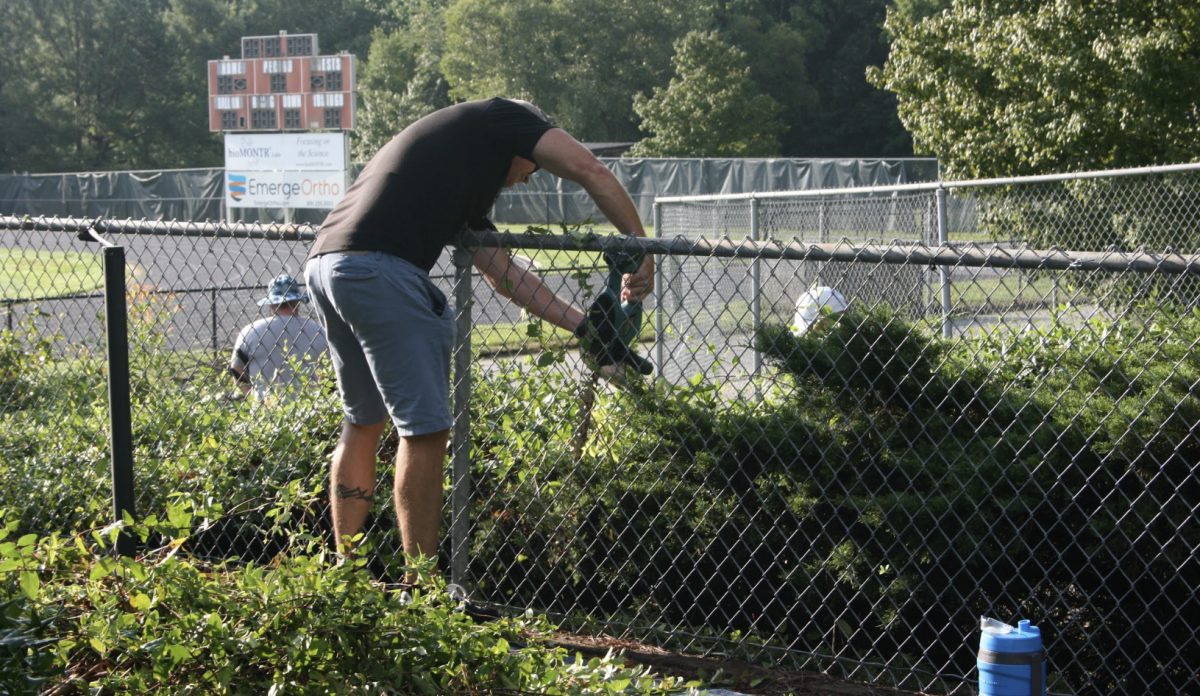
[0,0,920,173]
[3,0,200,172]
[869,0,1200,178]
[440,0,708,143]
[628,31,785,158]
[352,4,451,161]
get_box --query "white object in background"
[792,286,849,335]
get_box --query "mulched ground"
[546,632,933,696]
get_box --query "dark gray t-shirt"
[308,98,555,271]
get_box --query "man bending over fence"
[303,97,653,601]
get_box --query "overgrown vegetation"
[0,312,60,413]
[3,296,1198,694]
[465,304,1200,695]
[0,505,692,694]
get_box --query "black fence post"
[104,246,137,556]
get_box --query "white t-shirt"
[230,314,328,401]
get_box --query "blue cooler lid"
[980,619,1043,654]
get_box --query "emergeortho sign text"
[226,170,346,209]
[239,176,342,197]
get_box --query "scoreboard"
[207,31,356,132]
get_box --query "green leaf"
[836,619,855,639]
[123,558,148,582]
[19,570,39,599]
[89,556,118,581]
[166,644,192,662]
[166,504,193,530]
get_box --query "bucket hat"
[258,273,309,306]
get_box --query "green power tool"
[575,250,654,376]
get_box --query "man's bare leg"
[394,428,449,585]
[330,420,387,554]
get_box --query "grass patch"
[945,273,1061,311]
[494,223,656,274]
[472,313,658,356]
[0,248,104,301]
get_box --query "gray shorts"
[305,251,454,435]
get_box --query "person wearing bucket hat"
[304,97,653,594]
[228,273,328,402]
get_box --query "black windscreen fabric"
[0,158,937,225]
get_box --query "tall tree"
[352,2,452,160]
[629,30,785,157]
[713,0,913,157]
[7,0,213,171]
[0,0,46,172]
[789,0,911,156]
[869,0,1200,178]
[440,0,711,143]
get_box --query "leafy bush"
[0,356,344,534]
[0,505,692,695]
[464,305,1200,694]
[0,311,57,409]
[6,285,1199,694]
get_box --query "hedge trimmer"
[571,250,654,460]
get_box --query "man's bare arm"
[472,246,585,332]
[531,129,654,303]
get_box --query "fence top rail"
[654,161,1200,204]
[460,230,1200,274]
[3,166,227,178]
[0,215,318,242]
[7,216,1200,275]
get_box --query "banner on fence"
[224,132,349,209]
[225,170,346,209]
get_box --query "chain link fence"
[2,162,1200,695]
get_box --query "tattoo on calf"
[335,484,374,502]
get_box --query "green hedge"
[3,303,1198,694]
[465,305,1200,695]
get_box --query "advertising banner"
[224,132,348,171]
[224,132,349,209]
[225,170,347,209]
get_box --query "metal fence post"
[818,196,828,284]
[211,288,219,357]
[653,202,664,374]
[937,187,952,338]
[819,196,827,243]
[750,196,762,383]
[450,245,474,587]
[103,246,137,556]
[925,195,935,318]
